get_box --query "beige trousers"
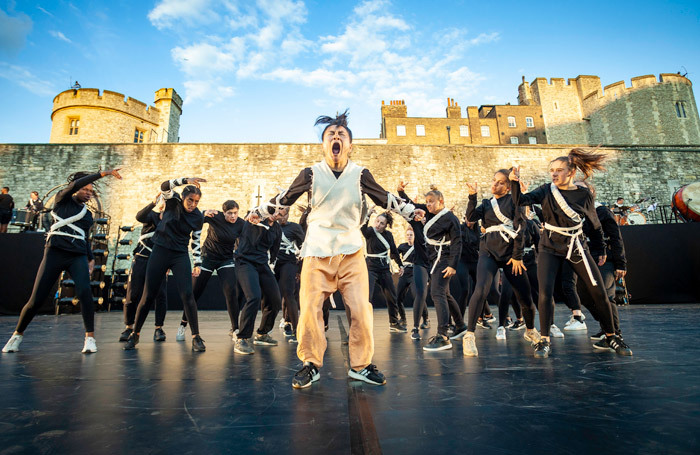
[297,250,374,370]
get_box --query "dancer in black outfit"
[363,210,406,332]
[2,169,122,353]
[120,194,168,343]
[397,226,429,336]
[232,211,283,355]
[124,177,207,352]
[275,206,305,342]
[510,148,633,357]
[0,186,14,233]
[404,186,463,351]
[177,200,244,340]
[462,170,539,357]
[564,181,627,338]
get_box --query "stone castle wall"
[1,143,698,257]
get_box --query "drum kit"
[612,181,700,225]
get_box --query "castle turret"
[518,76,533,106]
[154,88,182,143]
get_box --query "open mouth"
[332,141,341,156]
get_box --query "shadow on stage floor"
[0,306,698,454]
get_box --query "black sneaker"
[348,364,386,385]
[192,335,206,352]
[590,330,606,340]
[533,339,551,358]
[153,328,166,342]
[283,323,294,337]
[398,319,408,330]
[593,335,633,356]
[411,328,421,340]
[446,324,456,337]
[449,325,468,340]
[420,319,431,329]
[423,335,452,351]
[476,319,492,329]
[288,334,298,344]
[123,333,139,350]
[505,317,514,329]
[483,314,496,323]
[389,322,408,333]
[119,328,133,342]
[292,363,320,389]
[509,319,526,331]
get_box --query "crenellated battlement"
[582,74,693,106]
[52,88,161,125]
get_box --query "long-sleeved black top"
[277,221,305,265]
[522,218,541,267]
[512,181,605,259]
[235,219,281,266]
[361,220,402,271]
[399,191,461,269]
[47,172,103,260]
[133,201,161,257]
[153,179,203,257]
[202,213,244,262]
[407,219,429,267]
[585,206,626,270]
[268,167,399,213]
[397,242,415,269]
[460,223,480,263]
[466,193,526,261]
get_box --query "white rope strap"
[191,229,202,265]
[280,231,300,257]
[544,222,597,286]
[424,208,451,274]
[47,205,88,241]
[487,197,520,242]
[401,245,415,267]
[137,231,155,253]
[385,192,415,220]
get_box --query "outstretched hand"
[247,212,261,224]
[509,166,520,182]
[101,168,123,179]
[186,177,207,188]
[397,180,410,193]
[519,180,529,193]
[507,258,527,275]
[204,209,218,218]
[413,208,426,221]
[442,266,456,278]
[466,182,478,195]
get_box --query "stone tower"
[154,88,183,143]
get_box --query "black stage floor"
[1,305,698,454]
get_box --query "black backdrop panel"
[621,223,700,304]
[0,233,55,315]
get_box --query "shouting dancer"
[260,111,415,389]
[3,169,122,353]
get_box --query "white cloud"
[37,6,54,17]
[183,79,235,105]
[0,62,55,96]
[0,7,32,54]
[49,30,72,43]
[148,0,219,30]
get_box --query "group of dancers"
[1,110,632,388]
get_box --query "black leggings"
[563,261,621,334]
[237,260,281,339]
[412,265,430,328]
[467,254,536,332]
[182,262,239,330]
[124,255,167,327]
[497,276,523,327]
[135,245,199,335]
[369,268,404,324]
[537,250,614,337]
[16,248,94,333]
[466,261,494,316]
[276,261,300,330]
[430,259,464,335]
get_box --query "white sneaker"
[564,319,587,331]
[462,332,478,357]
[231,328,239,341]
[279,319,286,328]
[176,325,186,341]
[2,334,23,352]
[565,314,586,327]
[496,326,507,340]
[550,324,565,338]
[82,336,97,353]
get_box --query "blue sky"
[1,0,699,143]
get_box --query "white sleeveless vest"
[301,160,364,258]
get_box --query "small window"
[396,125,406,136]
[69,118,79,135]
[134,128,144,143]
[480,126,490,137]
[554,101,559,111]
[416,125,425,136]
[510,136,519,144]
[459,125,469,137]
[526,117,534,128]
[676,101,687,118]
[507,116,516,128]
[528,137,537,144]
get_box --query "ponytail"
[552,147,606,180]
[425,184,444,202]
